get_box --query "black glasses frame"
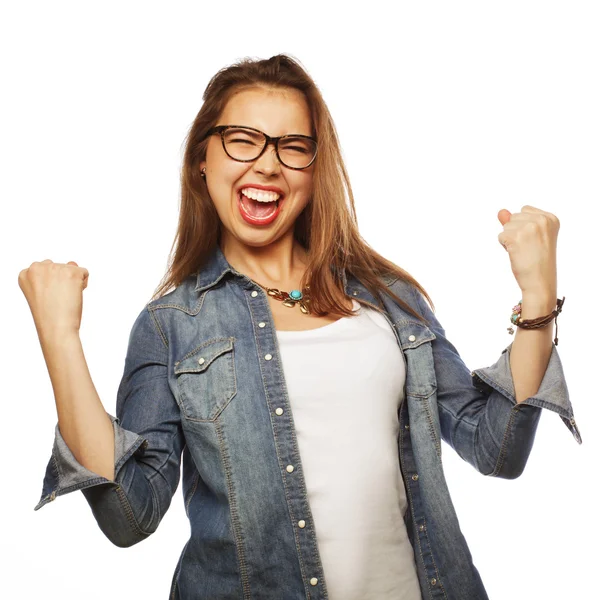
[203,125,318,170]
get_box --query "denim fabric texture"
[35,245,580,600]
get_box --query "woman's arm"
[35,305,185,549]
[409,284,579,479]
[509,293,557,404]
[40,333,116,481]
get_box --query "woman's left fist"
[497,205,559,297]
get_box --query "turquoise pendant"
[289,289,303,300]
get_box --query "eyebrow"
[220,124,314,137]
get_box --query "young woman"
[21,54,578,600]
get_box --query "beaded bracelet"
[507,296,565,346]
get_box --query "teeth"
[241,188,281,202]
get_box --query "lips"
[237,190,284,226]
[236,184,286,226]
[237,183,285,198]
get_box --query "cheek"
[294,174,313,203]
[206,142,242,183]
[208,164,247,200]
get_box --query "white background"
[2,1,598,598]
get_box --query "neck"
[220,229,308,290]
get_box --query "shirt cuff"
[471,340,582,444]
[34,413,149,511]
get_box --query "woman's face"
[200,86,314,249]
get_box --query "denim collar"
[194,244,355,294]
[194,244,246,293]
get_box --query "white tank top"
[275,299,422,600]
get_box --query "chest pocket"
[402,340,442,458]
[174,337,237,422]
[403,341,437,399]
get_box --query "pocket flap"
[174,338,234,375]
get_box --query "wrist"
[39,329,81,351]
[519,293,558,320]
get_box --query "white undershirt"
[275,299,422,600]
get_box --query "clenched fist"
[18,260,89,343]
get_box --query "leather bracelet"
[507,296,565,346]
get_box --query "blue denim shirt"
[35,245,581,600]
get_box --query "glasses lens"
[222,128,265,161]
[278,136,317,169]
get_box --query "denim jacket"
[35,245,581,600]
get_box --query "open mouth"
[237,187,284,225]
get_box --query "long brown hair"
[150,54,435,324]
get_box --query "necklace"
[251,279,312,314]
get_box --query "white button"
[259,322,266,328]
[298,520,306,528]
[198,357,205,365]
[251,290,258,297]
[352,291,358,296]
[275,408,283,415]
[412,473,419,481]
[286,465,294,473]
[265,354,272,360]
[419,524,425,532]
[408,335,416,342]
[310,577,318,586]
[430,578,437,586]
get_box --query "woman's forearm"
[509,293,557,404]
[40,332,115,481]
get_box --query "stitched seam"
[170,539,190,600]
[245,290,314,599]
[50,478,107,497]
[270,313,325,599]
[151,289,207,316]
[421,522,448,598]
[516,395,571,417]
[148,305,169,349]
[405,340,440,458]
[212,343,237,420]
[423,398,442,460]
[409,283,437,330]
[114,484,153,538]
[176,336,234,365]
[194,272,232,296]
[51,449,63,490]
[400,416,436,600]
[358,281,431,332]
[492,405,523,477]
[215,420,251,599]
[174,341,237,422]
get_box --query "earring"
[200,167,206,178]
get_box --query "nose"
[252,141,281,176]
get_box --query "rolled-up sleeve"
[410,285,581,480]
[34,304,185,548]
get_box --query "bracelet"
[507,296,565,346]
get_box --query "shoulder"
[147,275,201,313]
[382,273,419,303]
[377,273,435,326]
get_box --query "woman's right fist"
[18,259,89,342]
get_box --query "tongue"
[240,195,277,218]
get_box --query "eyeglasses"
[203,125,318,170]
